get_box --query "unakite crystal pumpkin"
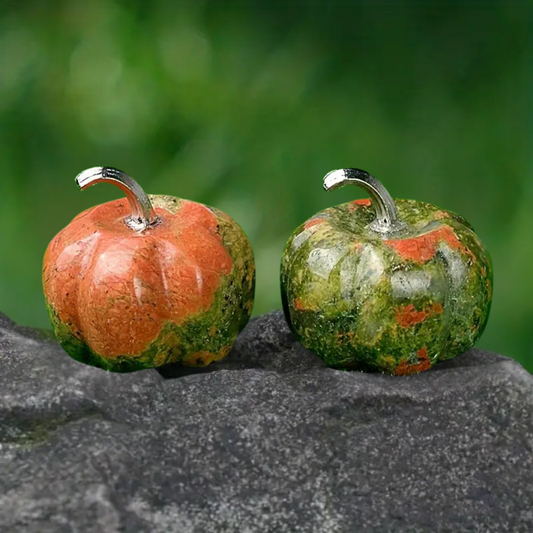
[280,168,492,376]
[43,167,255,372]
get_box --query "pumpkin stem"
[323,168,404,234]
[75,167,160,231]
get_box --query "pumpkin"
[43,167,255,372]
[280,168,492,376]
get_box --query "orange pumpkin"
[43,167,255,372]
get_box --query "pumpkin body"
[280,198,492,375]
[43,195,255,372]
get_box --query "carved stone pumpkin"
[43,167,255,372]
[280,168,492,376]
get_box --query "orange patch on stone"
[293,298,306,311]
[394,347,432,376]
[434,211,450,220]
[384,225,475,264]
[354,198,372,207]
[395,302,443,328]
[304,218,326,230]
[348,198,372,211]
[43,198,233,359]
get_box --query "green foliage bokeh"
[0,1,530,370]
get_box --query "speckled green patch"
[281,199,492,376]
[149,194,184,214]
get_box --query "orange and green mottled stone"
[43,195,255,372]
[280,198,492,376]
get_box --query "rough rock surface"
[0,310,532,532]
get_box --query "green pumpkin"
[280,168,493,376]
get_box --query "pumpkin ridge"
[43,224,104,343]
[77,232,168,358]
[70,231,104,340]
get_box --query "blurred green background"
[0,1,531,370]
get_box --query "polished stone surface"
[280,197,493,375]
[42,196,255,371]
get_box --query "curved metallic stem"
[75,167,160,231]
[323,168,402,233]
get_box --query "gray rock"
[0,310,532,533]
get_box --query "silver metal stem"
[323,168,403,233]
[75,167,160,232]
